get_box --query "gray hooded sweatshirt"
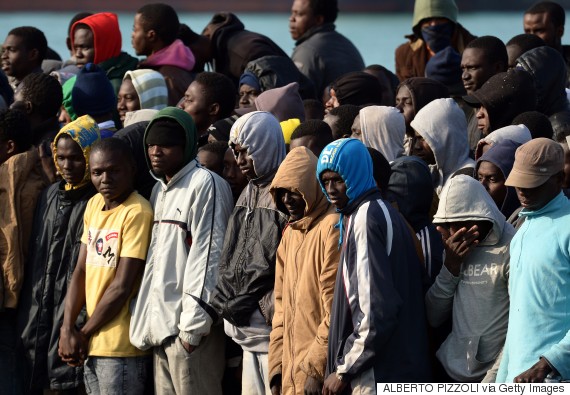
[426,175,515,382]
[411,98,475,196]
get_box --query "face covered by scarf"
[421,21,454,53]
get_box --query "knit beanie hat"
[331,71,384,107]
[239,70,261,91]
[207,115,238,142]
[124,69,168,111]
[424,46,463,94]
[72,63,116,117]
[62,76,78,121]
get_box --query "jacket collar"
[295,23,335,45]
[151,159,197,190]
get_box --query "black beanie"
[331,71,384,107]
[207,115,238,142]
[72,63,116,117]
[145,118,186,147]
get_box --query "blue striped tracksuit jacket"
[327,190,432,388]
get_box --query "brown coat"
[268,147,340,394]
[0,148,48,309]
[395,24,476,82]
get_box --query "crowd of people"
[1,0,570,394]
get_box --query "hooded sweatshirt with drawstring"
[359,106,405,162]
[268,147,340,395]
[317,138,431,386]
[129,107,233,350]
[211,111,288,352]
[139,39,196,106]
[411,98,475,196]
[426,175,514,382]
[17,116,100,391]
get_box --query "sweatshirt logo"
[320,144,339,165]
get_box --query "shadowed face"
[276,188,306,221]
[131,13,152,56]
[289,0,322,41]
[1,34,37,80]
[320,170,348,209]
[461,47,496,94]
[90,149,135,209]
[477,160,506,209]
[147,143,185,182]
[232,143,257,180]
[56,135,86,186]
[412,131,435,165]
[73,27,95,67]
[515,173,562,211]
[223,147,248,200]
[476,106,491,135]
[117,79,140,124]
[523,12,562,48]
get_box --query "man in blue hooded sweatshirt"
[317,138,431,394]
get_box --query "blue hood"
[316,138,377,207]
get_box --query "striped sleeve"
[336,200,403,377]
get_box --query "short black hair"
[367,147,391,196]
[291,119,332,139]
[291,119,333,151]
[91,137,137,169]
[8,26,48,62]
[512,111,554,140]
[194,72,237,119]
[19,73,63,119]
[199,141,228,158]
[506,33,546,53]
[308,0,338,23]
[303,99,324,120]
[526,1,565,28]
[68,12,93,36]
[327,104,360,140]
[0,109,32,153]
[137,3,180,45]
[465,36,508,69]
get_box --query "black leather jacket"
[212,176,288,327]
[17,181,95,391]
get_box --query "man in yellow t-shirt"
[58,138,153,394]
